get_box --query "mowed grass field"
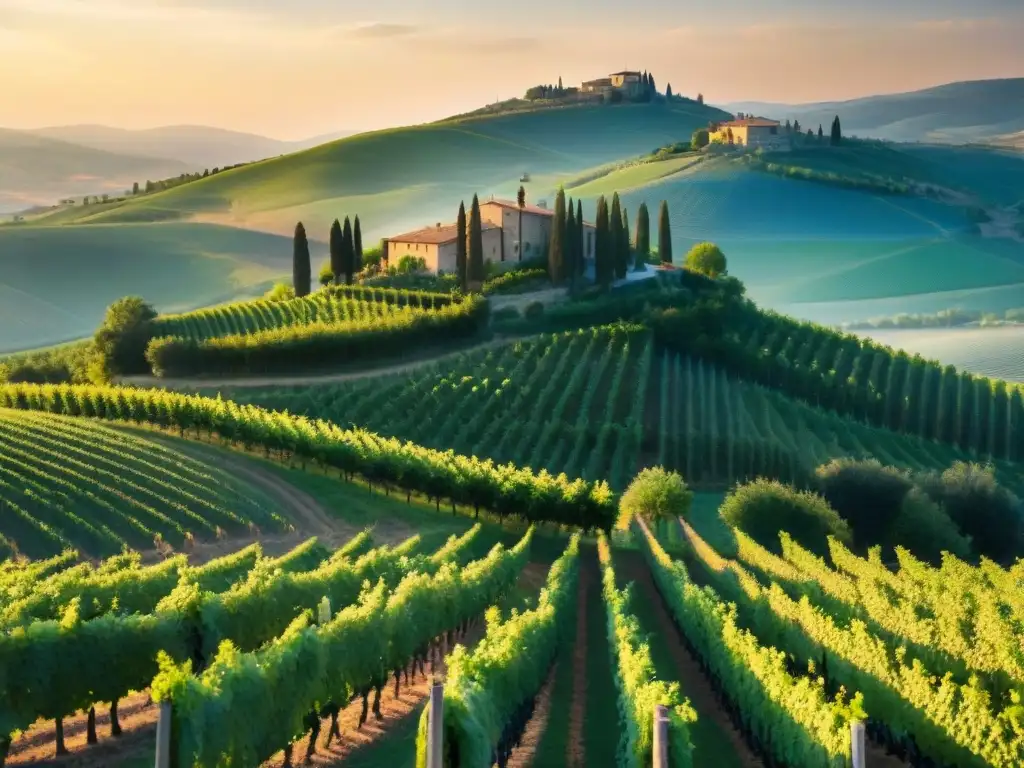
[0,222,303,352]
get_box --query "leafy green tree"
[610,193,626,280]
[318,262,334,287]
[691,128,710,149]
[292,222,311,297]
[619,467,693,535]
[684,242,726,278]
[353,216,364,273]
[132,182,139,195]
[657,200,672,265]
[548,188,566,283]
[456,201,468,290]
[329,219,343,281]
[94,297,158,375]
[468,194,485,285]
[634,203,650,268]
[264,282,296,301]
[721,479,851,556]
[342,217,355,284]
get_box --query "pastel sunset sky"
[1,0,1022,138]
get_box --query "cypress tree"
[830,115,842,146]
[468,194,485,285]
[666,84,673,100]
[610,193,626,280]
[456,201,468,290]
[329,219,343,282]
[293,222,311,297]
[565,199,577,288]
[658,200,672,265]
[595,196,612,287]
[353,216,364,272]
[635,202,650,269]
[648,73,657,94]
[548,188,566,283]
[342,216,355,284]
[618,207,626,274]
[577,200,586,277]
[818,124,824,140]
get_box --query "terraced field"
[206,326,1024,496]
[0,408,287,558]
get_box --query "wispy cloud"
[349,22,419,39]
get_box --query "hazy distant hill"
[29,125,357,169]
[723,78,1024,143]
[0,129,186,213]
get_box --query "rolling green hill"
[0,222,302,352]
[46,102,728,239]
[724,78,1024,143]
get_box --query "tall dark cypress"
[610,193,626,280]
[657,200,672,265]
[565,198,576,285]
[456,201,468,290]
[635,203,650,270]
[342,216,355,284]
[468,194,484,284]
[292,222,311,297]
[329,219,343,281]
[548,188,566,283]
[622,207,631,271]
[595,196,612,287]
[353,216,364,273]
[830,115,842,146]
[576,200,585,277]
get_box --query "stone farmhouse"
[581,71,643,99]
[386,197,597,274]
[709,118,788,150]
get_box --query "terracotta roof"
[482,198,555,217]
[609,71,641,76]
[389,221,498,245]
[718,118,780,128]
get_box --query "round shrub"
[720,479,851,556]
[916,462,1024,563]
[815,459,913,549]
[888,487,971,564]
[684,243,727,278]
[619,467,693,529]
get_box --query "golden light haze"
[1,0,1022,139]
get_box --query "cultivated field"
[857,326,1024,383]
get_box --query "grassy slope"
[3,102,724,353]
[563,141,1023,322]
[0,222,301,352]
[0,409,286,559]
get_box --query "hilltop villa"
[386,197,597,274]
[581,71,643,99]
[709,118,787,150]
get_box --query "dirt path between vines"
[504,664,558,768]
[118,337,515,391]
[566,556,590,768]
[614,550,764,768]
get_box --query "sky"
[1,0,1023,139]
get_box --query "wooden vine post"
[851,720,866,768]
[653,704,669,768]
[155,701,173,768]
[427,681,444,768]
